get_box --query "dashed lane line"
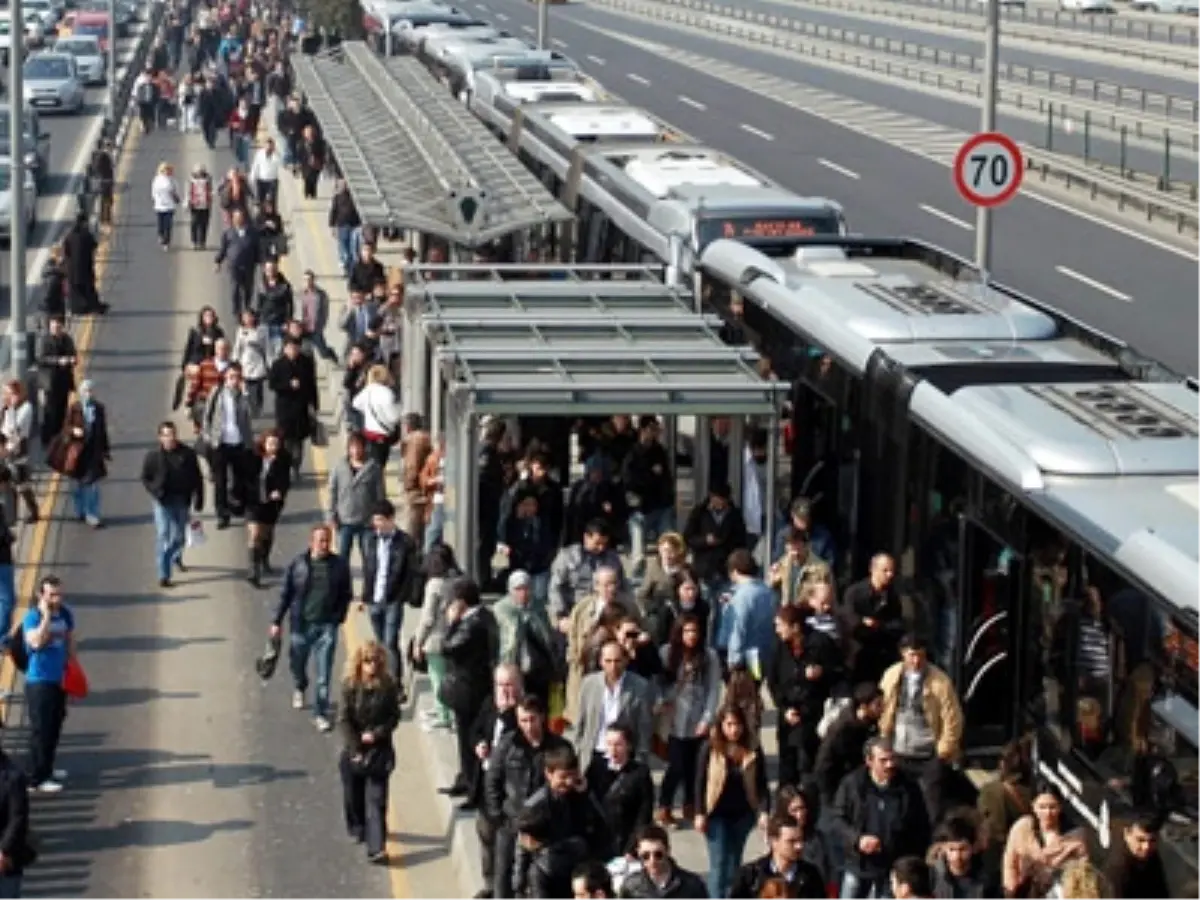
[740,123,775,141]
[1056,265,1133,302]
[818,157,859,178]
[586,53,607,65]
[920,204,975,230]
[678,95,707,110]
[627,72,651,84]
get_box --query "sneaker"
[32,780,63,794]
[314,716,333,733]
[85,516,102,529]
[291,690,304,710]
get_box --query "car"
[53,35,104,84]
[1129,0,1199,11]
[22,52,86,115]
[22,0,60,31]
[76,0,132,35]
[68,11,111,52]
[24,12,48,48]
[1060,0,1116,10]
[0,160,39,247]
[0,109,52,191]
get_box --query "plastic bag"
[185,520,207,549]
[63,657,89,700]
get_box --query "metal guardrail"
[636,0,1199,135]
[748,0,1200,64]
[585,0,1200,236]
[893,0,1199,46]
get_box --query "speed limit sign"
[953,132,1025,208]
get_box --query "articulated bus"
[467,89,845,281]
[697,236,1198,894]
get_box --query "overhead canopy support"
[291,43,572,248]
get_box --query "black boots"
[247,546,262,588]
[21,488,38,524]
[262,533,276,575]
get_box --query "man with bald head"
[843,553,904,684]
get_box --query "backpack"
[137,80,157,105]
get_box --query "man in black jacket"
[1103,813,1169,900]
[440,579,498,800]
[469,664,522,897]
[617,824,707,899]
[729,813,825,899]
[483,695,571,899]
[832,737,930,900]
[621,417,675,565]
[257,261,294,359]
[814,683,883,808]
[140,421,204,588]
[0,747,33,896]
[360,500,415,691]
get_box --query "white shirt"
[250,148,281,182]
[372,531,393,604]
[352,383,401,435]
[595,675,625,754]
[482,716,507,772]
[219,389,242,445]
[151,174,178,212]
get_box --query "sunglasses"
[638,849,665,862]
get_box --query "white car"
[1060,0,1116,11]
[22,0,59,31]
[1130,0,1199,11]
[24,13,47,48]
[53,35,105,84]
[0,160,38,247]
[22,52,86,115]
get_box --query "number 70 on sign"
[953,132,1025,208]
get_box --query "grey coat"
[572,669,656,764]
[416,574,451,655]
[201,384,254,449]
[327,457,384,526]
[547,544,627,622]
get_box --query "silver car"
[53,35,105,85]
[23,52,85,115]
[0,160,38,246]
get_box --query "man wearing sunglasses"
[614,824,706,898]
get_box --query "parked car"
[53,34,105,84]
[0,160,39,247]
[22,52,86,115]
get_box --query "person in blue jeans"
[140,421,205,588]
[694,704,771,899]
[270,525,353,732]
[23,575,75,794]
[360,500,416,697]
[327,434,385,574]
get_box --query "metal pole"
[536,0,548,49]
[108,0,118,117]
[9,0,28,380]
[384,16,393,57]
[974,0,999,272]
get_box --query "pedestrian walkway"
[0,121,467,898]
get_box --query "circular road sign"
[953,132,1025,208]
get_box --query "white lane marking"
[586,54,607,65]
[679,95,707,110]
[1055,266,1133,302]
[817,158,860,180]
[919,204,975,231]
[551,38,568,48]
[520,24,534,33]
[627,73,650,85]
[476,1,488,8]
[496,12,509,20]
[740,123,774,141]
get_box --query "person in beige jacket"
[878,633,964,822]
[562,566,641,725]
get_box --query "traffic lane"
[554,1,1194,178]
[17,133,397,899]
[728,0,1199,95]
[488,0,1199,374]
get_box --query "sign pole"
[108,0,118,117]
[9,0,27,380]
[975,0,1000,273]
[536,0,548,49]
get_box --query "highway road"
[470,0,1198,375]
[0,24,148,326]
[555,0,1198,179]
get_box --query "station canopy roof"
[291,43,572,248]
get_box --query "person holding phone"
[22,575,76,794]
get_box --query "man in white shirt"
[360,499,415,692]
[250,137,281,208]
[572,638,655,771]
[201,364,253,528]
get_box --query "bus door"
[954,514,1024,753]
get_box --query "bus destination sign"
[720,218,821,240]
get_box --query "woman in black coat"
[267,336,318,480]
[37,316,77,447]
[61,379,111,528]
[439,578,498,799]
[181,305,225,368]
[244,428,292,587]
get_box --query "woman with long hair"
[1002,781,1087,898]
[219,168,250,228]
[181,305,224,369]
[338,641,400,866]
[352,364,401,470]
[656,612,721,828]
[60,379,111,528]
[1,380,39,523]
[244,429,291,587]
[232,309,270,416]
[150,161,179,250]
[695,704,771,899]
[412,543,460,733]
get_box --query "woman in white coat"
[150,162,180,250]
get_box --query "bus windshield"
[696,212,844,251]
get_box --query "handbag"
[46,434,83,477]
[63,657,89,700]
[346,744,394,779]
[310,412,328,448]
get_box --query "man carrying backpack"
[134,66,159,133]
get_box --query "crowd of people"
[0,0,1179,895]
